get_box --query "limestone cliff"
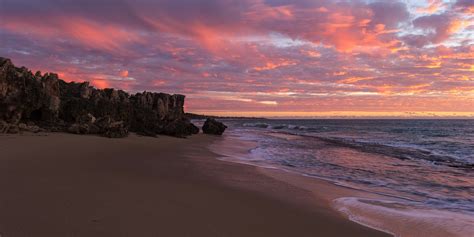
[0,57,199,137]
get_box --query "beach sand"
[0,132,390,237]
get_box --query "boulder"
[162,119,200,137]
[202,118,227,135]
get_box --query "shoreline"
[208,128,474,237]
[0,132,389,237]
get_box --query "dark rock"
[0,120,20,134]
[18,123,28,131]
[7,124,19,134]
[15,122,41,133]
[0,57,198,138]
[162,119,200,137]
[29,125,42,133]
[95,116,128,138]
[186,121,200,135]
[0,121,16,134]
[103,123,128,138]
[0,120,8,133]
[77,113,96,124]
[68,123,90,134]
[202,118,227,135]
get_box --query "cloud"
[403,0,472,48]
[0,0,472,115]
[416,0,446,14]
[455,0,474,13]
[412,13,463,44]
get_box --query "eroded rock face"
[0,58,61,125]
[202,118,227,135]
[0,57,199,138]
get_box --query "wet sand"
[0,133,390,237]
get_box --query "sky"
[0,0,473,117]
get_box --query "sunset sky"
[1,0,473,117]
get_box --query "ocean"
[205,119,474,236]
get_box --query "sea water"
[206,119,474,237]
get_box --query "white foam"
[211,126,474,236]
[334,197,474,237]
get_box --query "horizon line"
[188,111,474,119]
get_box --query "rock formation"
[202,118,227,135]
[0,57,199,138]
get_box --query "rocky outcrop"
[202,118,227,135]
[0,57,199,138]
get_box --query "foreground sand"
[0,133,390,237]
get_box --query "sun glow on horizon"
[188,110,474,119]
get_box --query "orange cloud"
[339,76,374,84]
[253,61,295,71]
[120,70,129,77]
[91,79,110,89]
